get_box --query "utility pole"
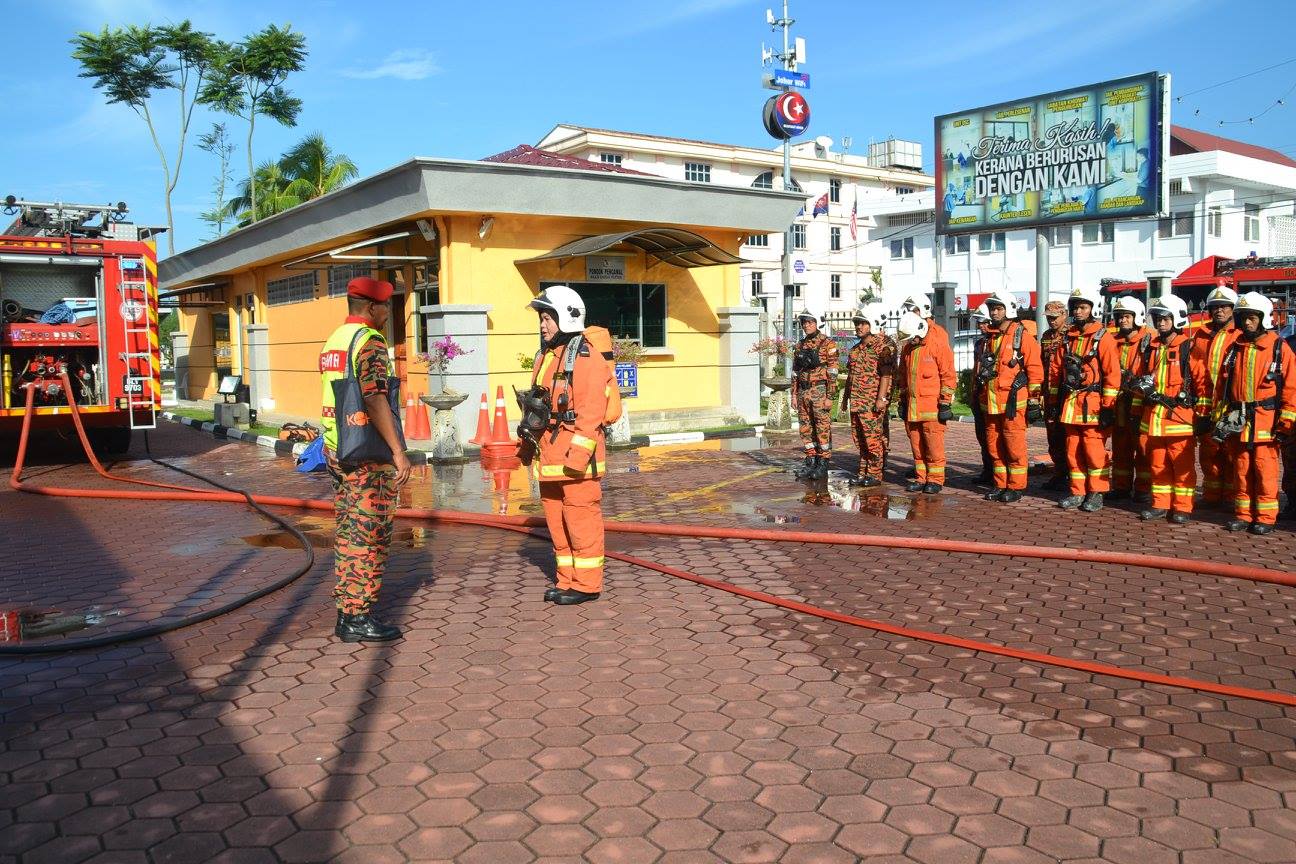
[765,1,802,348]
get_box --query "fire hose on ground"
[6,374,1296,709]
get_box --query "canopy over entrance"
[517,227,745,269]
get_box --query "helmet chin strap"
[543,329,577,351]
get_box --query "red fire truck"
[1103,254,1296,330]
[1,197,162,453]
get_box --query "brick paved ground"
[2,420,1295,863]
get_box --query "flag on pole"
[849,197,858,241]
[812,193,829,218]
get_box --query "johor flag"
[812,193,829,218]
[795,204,805,218]
[849,197,858,241]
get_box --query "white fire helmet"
[985,289,1019,318]
[1234,291,1275,330]
[901,290,932,318]
[896,310,928,340]
[795,308,819,324]
[1110,295,1147,329]
[1205,285,1239,309]
[1147,294,1189,331]
[1067,284,1105,319]
[865,304,891,333]
[970,302,991,323]
[528,284,586,333]
[850,306,870,324]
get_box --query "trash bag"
[295,436,327,473]
[39,303,76,325]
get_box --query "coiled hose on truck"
[6,374,1296,709]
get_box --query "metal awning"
[516,227,746,268]
[282,230,430,271]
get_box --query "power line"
[1175,57,1296,101]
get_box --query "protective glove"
[937,403,953,424]
[1193,416,1212,436]
[1097,407,1116,429]
[1026,400,1043,424]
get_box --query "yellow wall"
[176,213,745,421]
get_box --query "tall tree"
[224,133,359,225]
[71,21,218,255]
[197,122,236,238]
[203,25,307,223]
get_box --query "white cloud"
[341,49,439,81]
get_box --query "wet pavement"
[2,419,1296,863]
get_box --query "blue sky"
[3,0,1294,256]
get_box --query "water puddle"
[0,607,124,642]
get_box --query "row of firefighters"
[791,284,1296,535]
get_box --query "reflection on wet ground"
[241,515,436,551]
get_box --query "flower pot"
[421,392,468,412]
[761,376,792,392]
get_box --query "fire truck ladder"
[118,256,157,430]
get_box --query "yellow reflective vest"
[319,322,386,452]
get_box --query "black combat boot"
[1225,519,1251,532]
[1080,492,1104,512]
[335,611,402,643]
[553,589,600,606]
[1000,489,1023,504]
[1058,495,1084,510]
[798,454,815,476]
[1250,522,1274,536]
[984,488,1005,501]
[1139,508,1168,521]
[543,587,563,602]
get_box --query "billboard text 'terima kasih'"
[935,72,1166,235]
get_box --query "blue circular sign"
[774,92,810,137]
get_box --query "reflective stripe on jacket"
[533,338,612,481]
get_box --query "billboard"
[935,72,1166,235]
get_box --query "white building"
[537,125,935,317]
[860,126,1296,318]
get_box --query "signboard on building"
[773,70,809,89]
[615,362,637,398]
[934,72,1166,235]
[585,255,626,282]
[763,91,811,140]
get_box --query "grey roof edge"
[159,157,803,290]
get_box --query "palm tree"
[225,132,358,227]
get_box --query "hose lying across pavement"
[7,375,1296,708]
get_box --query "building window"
[1169,179,1184,196]
[830,274,842,300]
[792,224,807,250]
[750,271,763,297]
[685,162,711,183]
[829,178,842,204]
[266,272,317,306]
[544,281,667,348]
[1082,222,1115,244]
[895,186,915,195]
[1208,207,1223,238]
[887,212,930,227]
[1159,211,1193,239]
[746,233,769,247]
[890,237,914,259]
[793,284,802,298]
[943,235,970,254]
[327,262,374,297]
[751,171,773,189]
[830,227,842,251]
[977,231,1006,252]
[599,153,622,166]
[1245,204,1261,242]
[1045,226,1071,246]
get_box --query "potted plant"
[750,336,792,391]
[612,338,644,397]
[418,335,473,410]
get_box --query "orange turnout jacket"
[1047,320,1122,426]
[532,337,612,481]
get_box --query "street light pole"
[769,0,797,348]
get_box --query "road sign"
[774,91,810,137]
[773,69,809,89]
[793,259,806,274]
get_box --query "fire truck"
[0,197,163,453]
[1103,255,1296,329]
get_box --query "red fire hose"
[8,376,1296,708]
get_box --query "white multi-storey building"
[860,126,1296,317]
[537,125,935,316]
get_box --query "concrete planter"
[421,392,469,459]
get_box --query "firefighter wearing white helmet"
[1109,295,1155,502]
[1191,284,1240,507]
[968,302,996,481]
[1048,284,1122,511]
[522,284,615,605]
[902,289,955,381]
[975,289,1044,503]
[895,310,955,494]
[1211,290,1296,534]
[791,309,839,480]
[1128,294,1205,524]
[841,306,896,487]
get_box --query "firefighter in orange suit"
[1128,295,1206,524]
[896,311,956,493]
[1191,286,1240,507]
[901,289,955,372]
[521,285,611,604]
[1109,296,1156,502]
[1048,285,1122,512]
[1210,292,1296,535]
[977,290,1043,504]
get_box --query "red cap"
[347,276,393,302]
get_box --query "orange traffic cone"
[485,386,514,446]
[407,397,430,440]
[468,393,490,445]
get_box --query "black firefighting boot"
[984,488,1005,501]
[809,456,828,481]
[797,454,815,477]
[335,611,402,643]
[1225,519,1251,532]
[1080,493,1104,512]
[921,483,942,495]
[543,587,563,602]
[1249,522,1275,536]
[553,589,600,606]
[905,479,924,493]
[1168,512,1190,525]
[1058,495,1084,510]
[1139,508,1167,521]
[1000,489,1023,504]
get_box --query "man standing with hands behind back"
[319,276,411,643]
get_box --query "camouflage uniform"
[326,335,398,614]
[843,334,895,480]
[793,331,840,458]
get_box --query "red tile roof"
[1171,126,1296,168]
[481,144,657,176]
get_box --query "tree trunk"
[246,113,257,223]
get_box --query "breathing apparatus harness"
[1128,332,1194,413]
[1213,334,1284,448]
[976,321,1028,419]
[1057,321,1105,423]
[516,332,606,465]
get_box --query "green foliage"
[224,133,357,225]
[159,310,178,364]
[70,21,220,254]
[197,122,236,238]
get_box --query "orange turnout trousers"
[540,481,605,593]
[905,420,946,485]
[1140,435,1196,513]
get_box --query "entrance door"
[211,312,231,381]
